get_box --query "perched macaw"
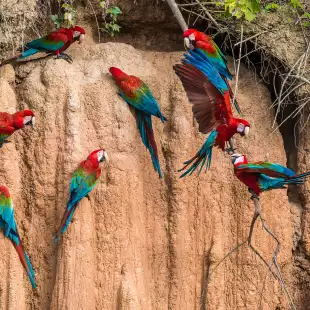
[183,28,241,115]
[183,28,231,80]
[174,63,250,177]
[2,26,85,65]
[109,67,166,179]
[0,186,36,288]
[231,153,310,197]
[54,149,108,242]
[0,110,35,148]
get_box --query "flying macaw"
[54,149,108,242]
[174,63,250,177]
[2,26,85,65]
[109,67,166,179]
[183,28,241,114]
[0,110,35,148]
[0,186,36,288]
[231,153,310,197]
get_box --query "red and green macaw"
[183,28,241,114]
[54,149,108,242]
[0,110,35,148]
[0,186,36,288]
[231,153,310,197]
[109,67,166,179]
[2,26,85,65]
[174,63,250,177]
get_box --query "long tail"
[178,130,218,178]
[12,234,36,288]
[54,203,78,243]
[0,49,40,66]
[137,111,163,179]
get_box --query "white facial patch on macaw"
[73,31,81,38]
[97,150,104,162]
[237,123,245,133]
[24,116,33,125]
[231,154,245,165]
[189,33,195,41]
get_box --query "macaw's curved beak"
[244,126,250,136]
[103,151,109,162]
[184,37,190,50]
[79,34,85,44]
[31,117,35,127]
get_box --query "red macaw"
[174,63,250,177]
[231,153,310,197]
[109,67,166,179]
[183,28,241,114]
[0,186,36,288]
[54,149,108,242]
[2,26,85,65]
[0,110,35,148]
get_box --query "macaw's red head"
[71,26,86,44]
[109,67,128,83]
[0,186,10,198]
[183,28,210,50]
[12,109,35,129]
[231,153,248,166]
[88,149,109,164]
[235,119,250,137]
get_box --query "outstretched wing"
[174,63,232,134]
[26,30,68,52]
[235,162,295,178]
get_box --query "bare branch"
[165,0,188,31]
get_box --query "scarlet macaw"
[54,149,108,242]
[2,26,85,64]
[0,186,36,288]
[0,110,35,148]
[183,28,241,114]
[174,63,250,177]
[231,153,310,197]
[109,67,166,179]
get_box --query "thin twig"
[234,31,268,46]
[194,0,221,29]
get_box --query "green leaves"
[100,2,122,37]
[50,2,76,29]
[221,0,261,21]
[265,2,279,11]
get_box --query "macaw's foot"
[248,188,259,200]
[86,194,90,201]
[224,142,236,154]
[56,53,73,64]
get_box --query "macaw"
[231,153,310,197]
[183,28,231,80]
[0,186,36,288]
[183,28,241,115]
[2,26,85,65]
[109,67,166,179]
[174,63,250,178]
[0,110,35,148]
[54,149,108,242]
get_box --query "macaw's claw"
[248,188,259,200]
[56,53,73,64]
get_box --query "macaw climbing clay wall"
[0,42,304,309]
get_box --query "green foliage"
[99,1,122,37]
[50,1,76,29]
[265,2,279,11]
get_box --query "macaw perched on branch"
[109,67,166,179]
[174,63,250,178]
[0,110,35,148]
[0,186,36,288]
[231,153,310,197]
[1,26,85,65]
[54,149,108,242]
[183,28,241,115]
